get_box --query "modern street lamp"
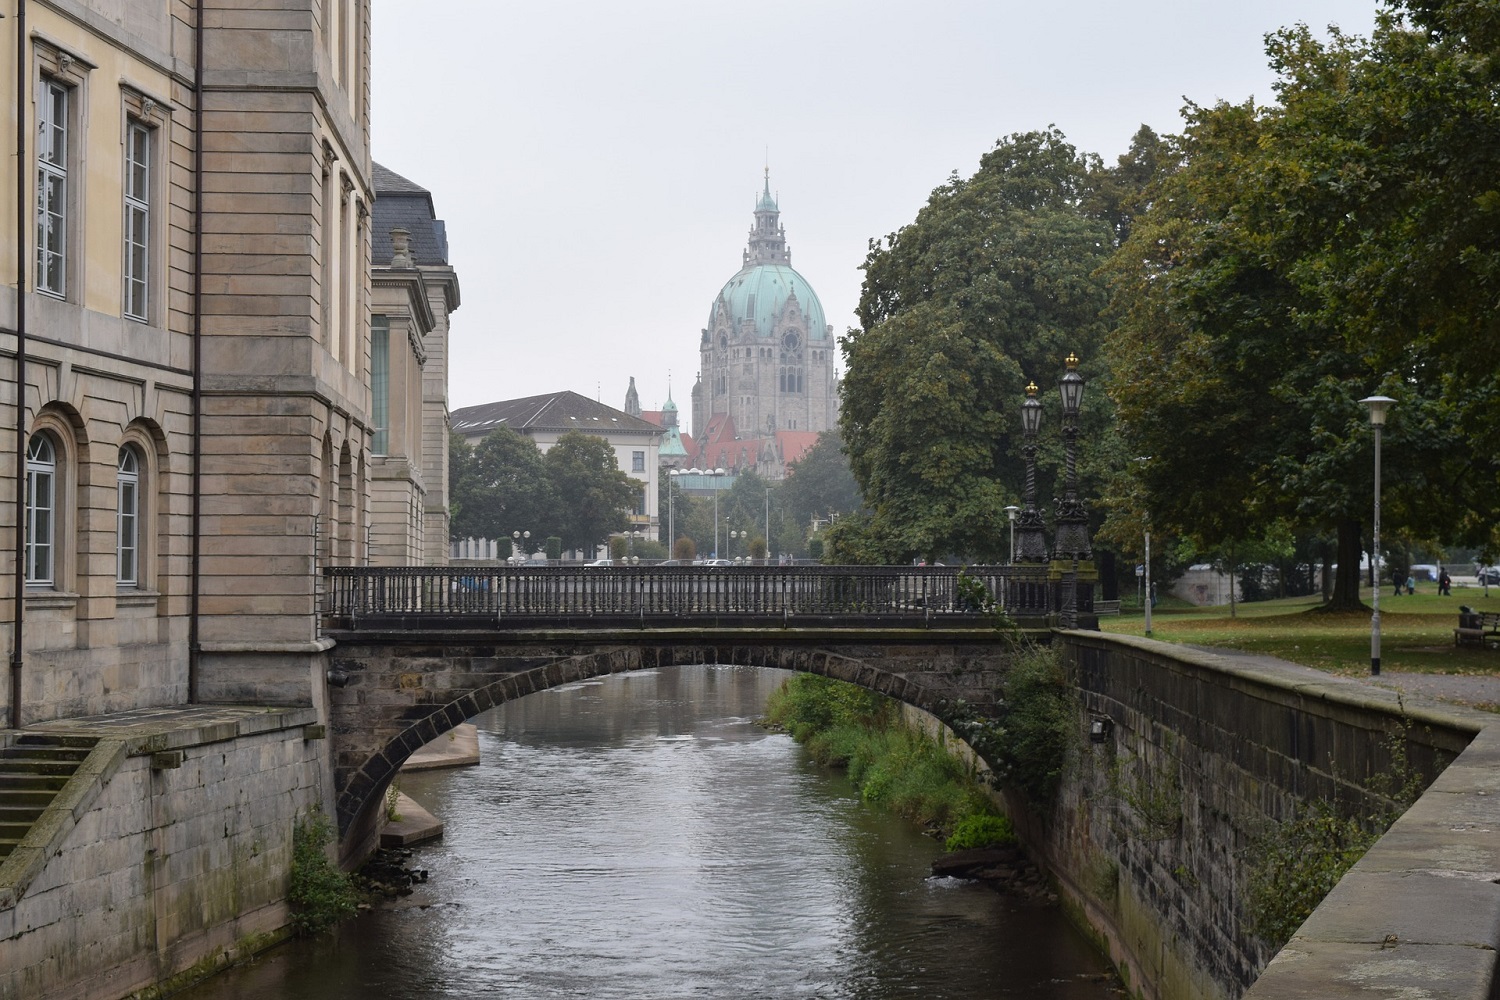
[1015,382,1048,562]
[709,468,727,556]
[1360,395,1396,675]
[510,529,531,565]
[1003,505,1020,564]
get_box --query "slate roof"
[451,391,663,439]
[372,162,450,267]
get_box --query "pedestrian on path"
[1439,569,1452,596]
[1407,574,1416,595]
[1393,567,1404,597]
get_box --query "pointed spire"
[747,168,789,267]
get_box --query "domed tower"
[695,172,839,438]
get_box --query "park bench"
[1095,599,1121,616]
[1454,608,1500,646]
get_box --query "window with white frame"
[632,450,645,472]
[117,446,141,586]
[371,315,389,454]
[123,121,150,321]
[26,434,57,585]
[37,79,69,297]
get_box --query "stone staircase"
[0,735,99,860]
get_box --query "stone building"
[692,173,839,441]
[451,391,662,542]
[1,0,378,725]
[369,164,460,566]
[0,2,393,993]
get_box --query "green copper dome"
[710,264,828,341]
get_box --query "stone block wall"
[0,715,325,1000]
[1027,633,1486,1000]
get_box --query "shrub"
[945,813,1017,851]
[287,811,358,937]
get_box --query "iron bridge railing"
[321,564,1067,631]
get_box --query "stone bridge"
[325,625,1031,855]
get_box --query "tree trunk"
[1331,517,1365,609]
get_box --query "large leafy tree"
[1103,1,1500,606]
[448,427,557,544]
[543,431,641,555]
[840,128,1117,563]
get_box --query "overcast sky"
[370,0,1380,427]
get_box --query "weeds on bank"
[288,811,359,937]
[1242,718,1429,949]
[764,674,1001,841]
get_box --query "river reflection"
[179,665,1119,999]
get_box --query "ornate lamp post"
[1015,382,1049,562]
[510,529,531,565]
[1053,353,1092,629]
[1360,395,1395,675]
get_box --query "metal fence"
[321,564,1067,630]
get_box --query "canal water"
[179,665,1120,999]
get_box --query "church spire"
[624,376,641,418]
[744,168,790,268]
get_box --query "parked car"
[696,558,732,567]
[1478,567,1500,586]
[657,559,683,566]
[585,558,614,567]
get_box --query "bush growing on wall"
[287,811,358,937]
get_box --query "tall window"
[632,450,645,472]
[26,435,56,585]
[124,121,150,321]
[37,80,69,297]
[117,447,140,586]
[370,315,389,454]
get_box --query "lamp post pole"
[511,529,530,565]
[1003,505,1019,564]
[1360,395,1395,675]
[667,469,679,558]
[1015,382,1047,563]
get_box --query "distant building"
[693,173,839,443]
[451,391,663,540]
[370,163,461,566]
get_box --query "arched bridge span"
[326,626,1032,848]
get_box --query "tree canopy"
[449,429,640,556]
[839,128,1120,563]
[1102,0,1500,603]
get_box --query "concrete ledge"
[1245,715,1500,998]
[28,705,320,755]
[379,793,443,847]
[402,724,479,771]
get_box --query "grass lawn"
[1098,585,1500,678]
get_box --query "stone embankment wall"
[0,709,326,1000]
[1027,633,1493,1000]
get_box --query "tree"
[542,431,641,555]
[777,430,864,541]
[841,129,1118,563]
[448,428,556,543]
[1103,3,1500,606]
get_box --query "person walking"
[1393,567,1404,597]
[1406,573,1416,595]
[1438,569,1452,596]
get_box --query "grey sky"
[371,0,1379,428]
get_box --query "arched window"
[26,434,56,585]
[117,446,141,586]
